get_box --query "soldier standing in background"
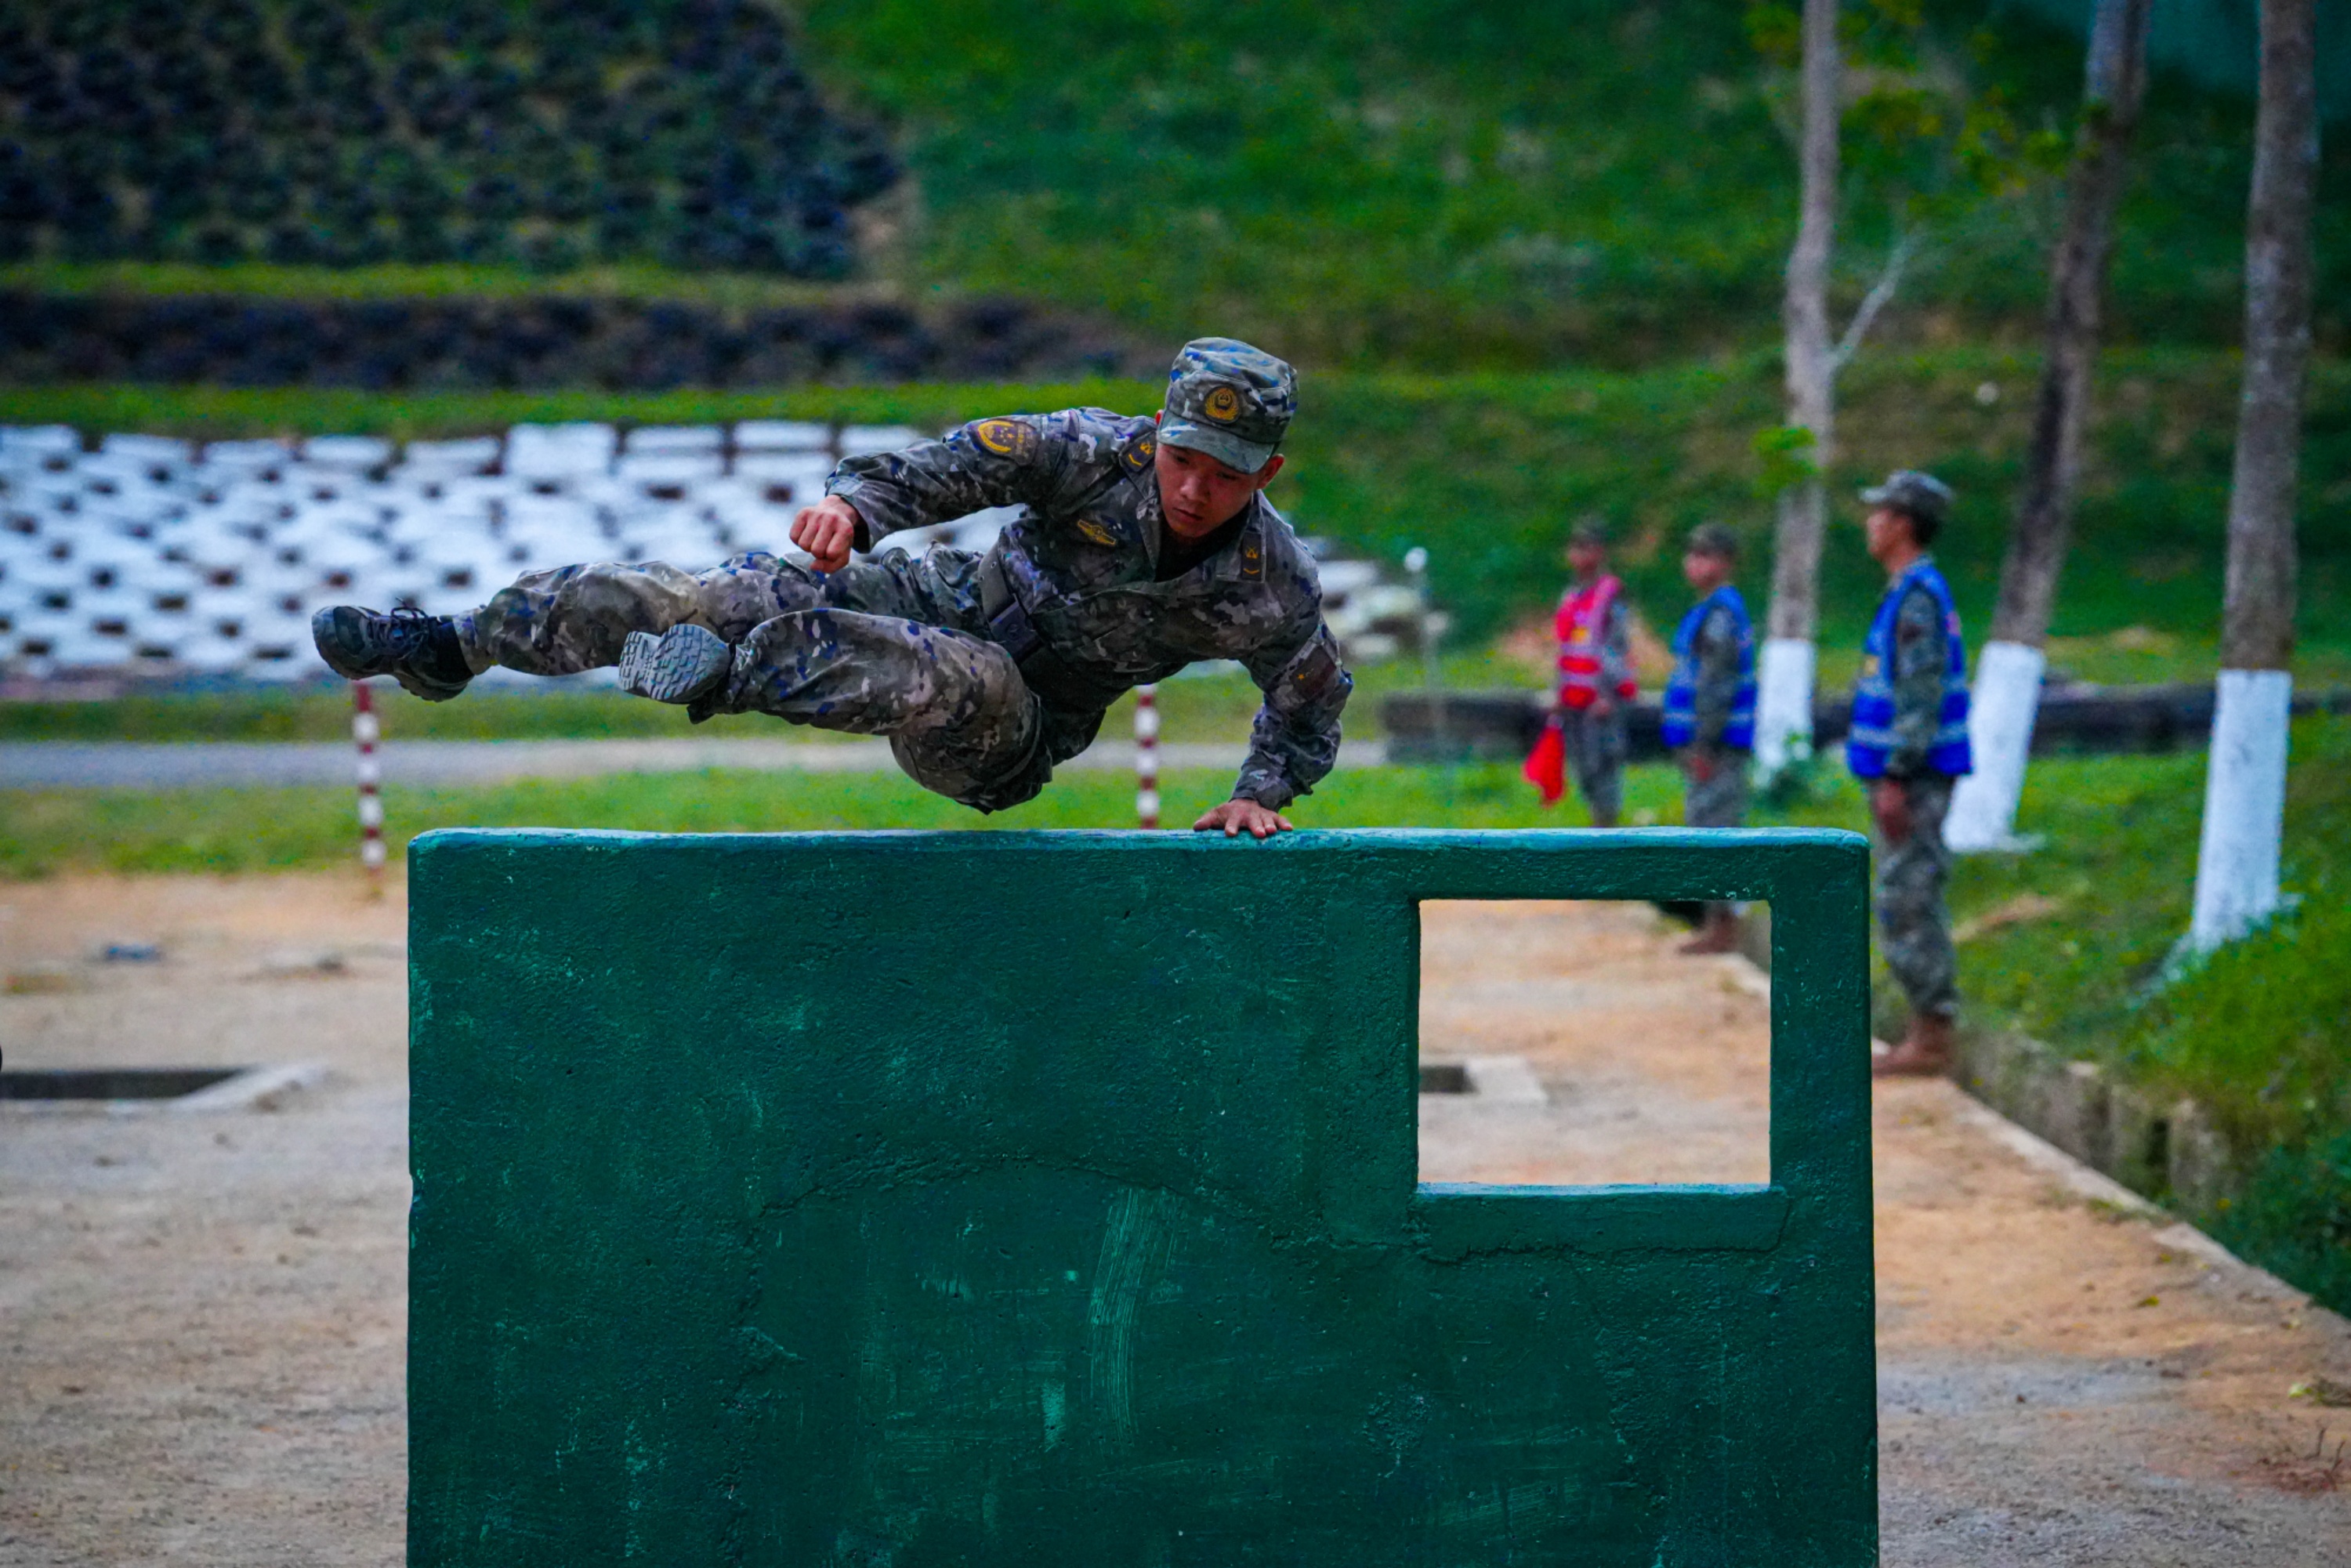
[1662,523,1756,954]
[311,339,1350,837]
[1846,471,1974,1076]
[1549,520,1639,827]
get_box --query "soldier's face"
[1154,433,1284,539]
[1863,506,1913,564]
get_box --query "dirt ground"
[2,878,2347,1566]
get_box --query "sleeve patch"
[973,418,1039,462]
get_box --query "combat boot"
[310,606,473,702]
[616,623,736,705]
[1871,1013,1955,1078]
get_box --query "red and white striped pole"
[1134,683,1160,829]
[351,680,386,894]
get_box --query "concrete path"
[2,879,2345,1566]
[0,737,1355,789]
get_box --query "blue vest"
[1846,559,1972,779]
[1661,585,1756,750]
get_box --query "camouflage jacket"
[826,407,1352,808]
[1686,601,1745,751]
[1884,585,1952,780]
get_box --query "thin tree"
[1946,0,2155,851]
[1752,0,1842,775]
[2188,0,2317,951]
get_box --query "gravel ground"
[2,877,2346,1566]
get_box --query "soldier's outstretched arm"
[1225,620,1353,819]
[810,415,1081,560]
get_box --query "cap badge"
[1203,385,1241,424]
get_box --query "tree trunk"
[2189,0,2316,951]
[1755,0,1840,775]
[1947,0,2153,852]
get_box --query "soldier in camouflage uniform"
[311,339,1351,837]
[1844,471,1974,1077]
[1661,523,1757,954]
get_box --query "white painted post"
[1944,640,2047,851]
[2188,670,2292,951]
[352,680,386,895]
[1753,637,1816,776]
[1404,545,1444,753]
[2186,0,2314,953]
[1134,684,1160,830]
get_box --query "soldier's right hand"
[790,497,861,573]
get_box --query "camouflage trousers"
[1558,706,1626,824]
[457,550,1092,812]
[1875,774,1959,1020]
[1679,748,1749,829]
[1680,748,1751,920]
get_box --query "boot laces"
[377,605,441,657]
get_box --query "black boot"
[310,606,473,701]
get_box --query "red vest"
[1556,574,1636,708]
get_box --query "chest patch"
[973,418,1038,462]
[1075,516,1120,549]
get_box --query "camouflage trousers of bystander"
[1875,774,1960,1021]
[1559,706,1627,824]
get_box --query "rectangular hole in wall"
[1418,900,1772,1189]
[1,1067,245,1100]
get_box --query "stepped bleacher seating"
[0,423,1011,678]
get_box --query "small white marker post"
[1134,684,1161,829]
[352,680,386,896]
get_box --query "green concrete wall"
[408,828,1875,1566]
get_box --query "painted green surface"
[408,828,1875,1566]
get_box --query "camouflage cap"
[1686,522,1740,559]
[1860,469,1954,527]
[1160,337,1295,475]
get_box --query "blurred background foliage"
[0,1,2342,369]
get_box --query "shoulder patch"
[1121,431,1156,474]
[973,418,1039,463]
[1239,535,1265,581]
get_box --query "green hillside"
[7,1,2345,372]
[0,0,896,276]
[796,0,2346,368]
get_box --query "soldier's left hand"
[1194,798,1294,839]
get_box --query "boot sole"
[617,625,734,704]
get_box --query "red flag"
[1523,716,1566,806]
